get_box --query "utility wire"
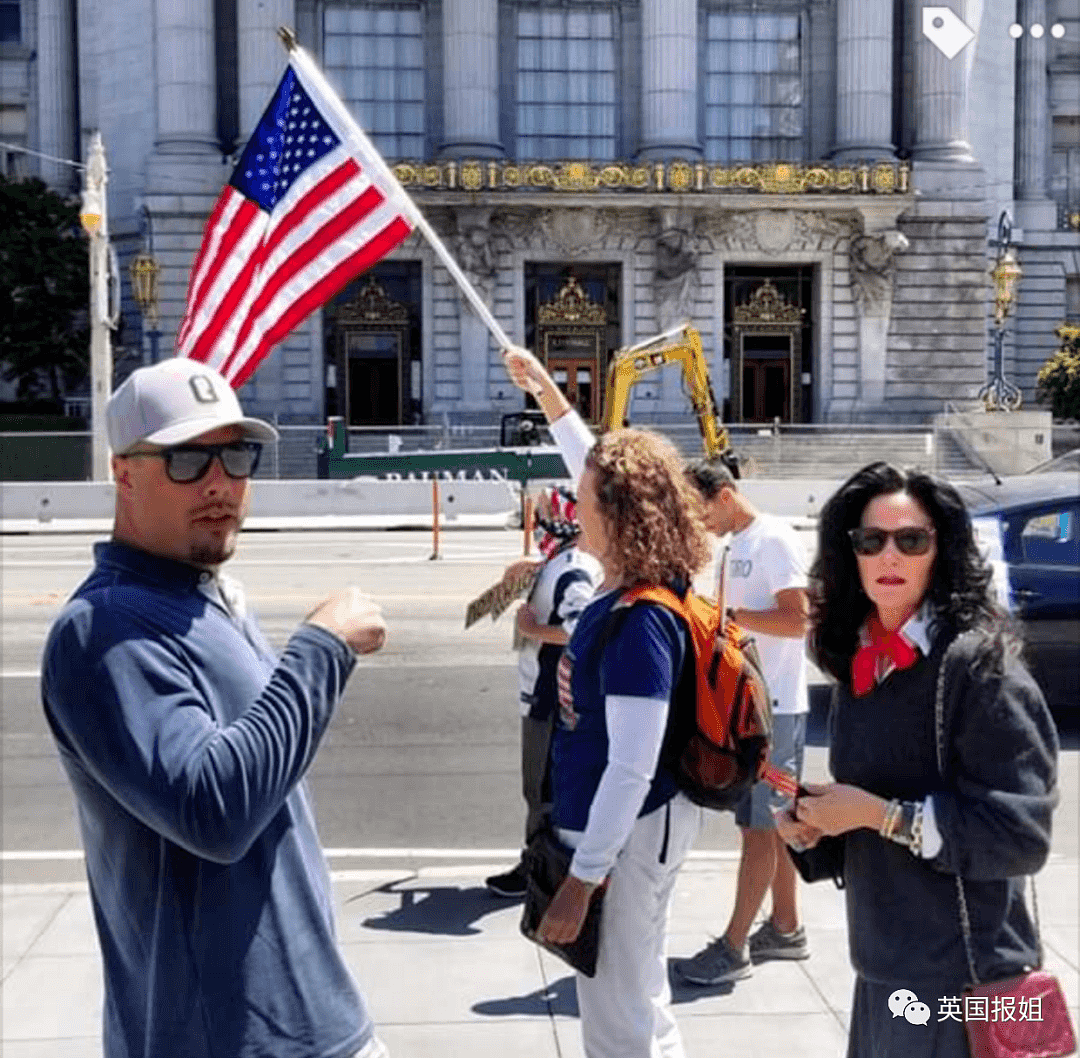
[0,141,87,170]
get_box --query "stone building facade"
[2,0,1079,427]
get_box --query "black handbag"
[786,834,845,887]
[519,827,606,977]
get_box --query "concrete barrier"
[1,481,116,522]
[523,477,840,519]
[1,476,843,531]
[255,478,519,518]
[0,477,521,532]
[1,472,858,535]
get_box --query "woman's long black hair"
[809,461,1005,685]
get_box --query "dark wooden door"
[551,358,599,421]
[742,358,791,422]
[346,331,402,426]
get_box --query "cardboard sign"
[465,564,539,629]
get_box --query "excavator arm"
[602,323,734,465]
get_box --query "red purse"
[935,649,1077,1058]
[956,879,1076,1058]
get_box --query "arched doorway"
[526,264,621,424]
[325,270,421,426]
[727,274,809,424]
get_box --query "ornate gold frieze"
[337,276,409,325]
[538,276,607,325]
[390,159,911,195]
[733,280,804,327]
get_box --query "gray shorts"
[734,711,808,830]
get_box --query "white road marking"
[0,847,743,863]
[2,656,518,678]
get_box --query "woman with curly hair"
[777,461,1059,1058]
[503,345,710,1058]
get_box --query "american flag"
[176,56,416,387]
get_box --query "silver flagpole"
[279,28,514,352]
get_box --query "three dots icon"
[1009,23,1067,39]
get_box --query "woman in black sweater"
[778,461,1059,1058]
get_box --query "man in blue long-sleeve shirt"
[42,358,389,1058]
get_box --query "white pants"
[564,793,703,1058]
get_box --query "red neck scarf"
[850,613,921,697]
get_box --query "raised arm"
[502,345,572,423]
[502,345,595,486]
[43,595,378,864]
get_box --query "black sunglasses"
[848,526,936,557]
[123,441,262,484]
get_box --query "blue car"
[959,472,1079,716]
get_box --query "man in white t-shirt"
[674,457,812,985]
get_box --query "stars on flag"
[231,80,340,211]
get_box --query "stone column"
[239,0,294,142]
[441,0,502,158]
[832,0,894,160]
[909,0,981,163]
[36,0,76,190]
[1013,0,1057,231]
[146,0,220,192]
[639,0,699,159]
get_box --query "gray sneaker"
[748,920,810,962]
[673,936,752,985]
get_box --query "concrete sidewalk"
[3,856,1077,1058]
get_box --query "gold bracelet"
[879,799,902,840]
[883,802,917,849]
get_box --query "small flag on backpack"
[758,762,803,801]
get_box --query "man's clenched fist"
[306,587,387,655]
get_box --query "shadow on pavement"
[358,881,519,936]
[472,975,579,1018]
[667,961,738,1004]
[470,967,740,1018]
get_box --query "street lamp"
[79,131,113,480]
[130,205,161,363]
[978,211,1024,411]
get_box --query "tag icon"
[922,7,976,59]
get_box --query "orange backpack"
[614,584,774,811]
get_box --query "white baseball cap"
[106,359,278,454]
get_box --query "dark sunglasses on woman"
[847,526,936,557]
[121,441,263,484]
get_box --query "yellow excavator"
[601,322,740,476]
[500,322,739,474]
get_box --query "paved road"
[3,529,1076,886]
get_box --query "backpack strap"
[597,584,691,697]
[616,583,687,620]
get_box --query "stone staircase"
[654,423,986,481]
